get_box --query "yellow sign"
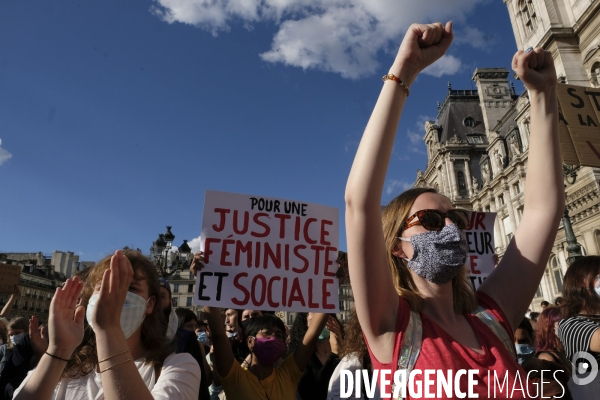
[556,84,600,167]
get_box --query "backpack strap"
[392,310,423,400]
[473,306,516,360]
[390,306,515,399]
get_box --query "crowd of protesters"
[1,20,600,400]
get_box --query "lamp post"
[562,165,583,264]
[150,226,192,278]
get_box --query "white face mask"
[86,292,150,339]
[9,333,26,346]
[165,307,179,342]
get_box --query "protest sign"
[465,212,497,291]
[0,264,21,295]
[556,84,600,167]
[195,190,340,312]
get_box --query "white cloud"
[407,130,421,145]
[0,139,12,166]
[422,55,462,78]
[408,145,425,154]
[405,115,433,151]
[386,179,413,195]
[454,26,495,51]
[151,0,486,78]
[187,235,202,254]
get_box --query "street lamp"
[150,226,192,278]
[562,164,583,264]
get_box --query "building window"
[591,62,600,87]
[550,255,563,293]
[498,195,505,206]
[466,135,485,144]
[172,297,178,307]
[188,284,194,293]
[173,284,179,293]
[520,0,537,35]
[513,182,521,195]
[503,217,513,244]
[186,297,192,307]
[535,284,543,298]
[457,171,467,193]
[463,117,476,127]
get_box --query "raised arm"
[204,306,235,378]
[344,22,453,360]
[293,312,329,372]
[479,49,563,330]
[0,285,21,318]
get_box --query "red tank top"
[364,292,536,399]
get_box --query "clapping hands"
[47,276,84,360]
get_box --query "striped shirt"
[558,315,600,362]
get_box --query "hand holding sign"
[190,251,205,277]
[512,47,557,93]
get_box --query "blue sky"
[0,0,522,262]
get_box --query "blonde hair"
[382,187,477,313]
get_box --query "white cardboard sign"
[465,211,497,291]
[194,190,340,312]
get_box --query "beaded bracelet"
[100,357,134,373]
[382,74,410,96]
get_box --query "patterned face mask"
[86,291,150,339]
[397,223,468,284]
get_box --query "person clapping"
[13,250,201,400]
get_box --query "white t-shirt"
[14,352,200,400]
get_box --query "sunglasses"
[402,209,470,232]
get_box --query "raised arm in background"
[344,22,453,363]
[0,285,21,319]
[204,306,235,378]
[479,49,563,331]
[293,313,329,372]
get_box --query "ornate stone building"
[415,0,600,311]
[0,253,69,323]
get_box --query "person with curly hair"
[13,250,201,400]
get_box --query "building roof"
[436,90,486,144]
